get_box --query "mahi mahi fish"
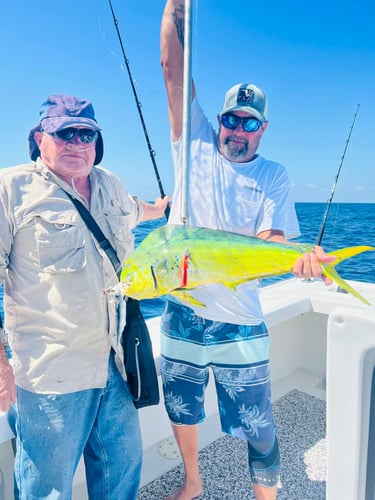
[119,224,375,306]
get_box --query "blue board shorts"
[160,299,280,487]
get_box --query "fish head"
[119,258,154,298]
[120,253,183,300]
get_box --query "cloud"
[353,185,374,191]
[291,183,320,190]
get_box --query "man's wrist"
[0,329,11,360]
[0,343,8,362]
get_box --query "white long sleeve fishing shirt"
[0,159,142,394]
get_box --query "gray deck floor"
[137,390,326,500]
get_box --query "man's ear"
[34,130,43,147]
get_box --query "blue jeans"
[13,351,142,499]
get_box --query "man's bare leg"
[164,423,203,500]
[253,483,277,500]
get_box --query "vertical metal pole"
[180,0,193,225]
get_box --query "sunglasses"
[49,127,98,144]
[221,114,263,132]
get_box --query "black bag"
[65,193,159,409]
[122,298,160,409]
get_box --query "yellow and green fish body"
[120,225,374,306]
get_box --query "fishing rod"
[315,103,360,246]
[107,0,170,220]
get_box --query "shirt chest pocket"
[35,211,87,273]
[103,211,134,262]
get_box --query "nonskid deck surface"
[138,389,326,500]
[0,387,327,500]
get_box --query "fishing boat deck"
[1,360,327,500]
[1,277,375,499]
[138,387,327,499]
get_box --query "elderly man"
[0,94,169,499]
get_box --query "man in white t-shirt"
[160,2,334,499]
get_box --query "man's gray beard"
[221,137,249,162]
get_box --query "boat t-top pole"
[315,103,360,246]
[180,0,193,225]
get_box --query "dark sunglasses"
[221,113,263,132]
[49,127,98,144]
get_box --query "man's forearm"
[161,0,196,140]
[160,1,185,86]
[0,341,16,412]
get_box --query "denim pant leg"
[14,352,142,500]
[15,388,96,499]
[84,352,142,500]
[7,404,19,499]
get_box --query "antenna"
[315,103,360,246]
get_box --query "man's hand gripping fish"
[119,225,375,306]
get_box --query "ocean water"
[0,203,374,321]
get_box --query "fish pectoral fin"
[223,279,250,291]
[322,264,371,305]
[155,259,170,276]
[171,289,207,307]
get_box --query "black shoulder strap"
[65,193,122,278]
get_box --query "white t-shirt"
[168,98,300,324]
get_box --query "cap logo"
[237,88,254,105]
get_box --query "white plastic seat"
[326,306,375,500]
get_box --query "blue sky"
[1,0,374,203]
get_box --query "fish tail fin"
[326,245,375,265]
[322,265,370,305]
[322,246,375,305]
